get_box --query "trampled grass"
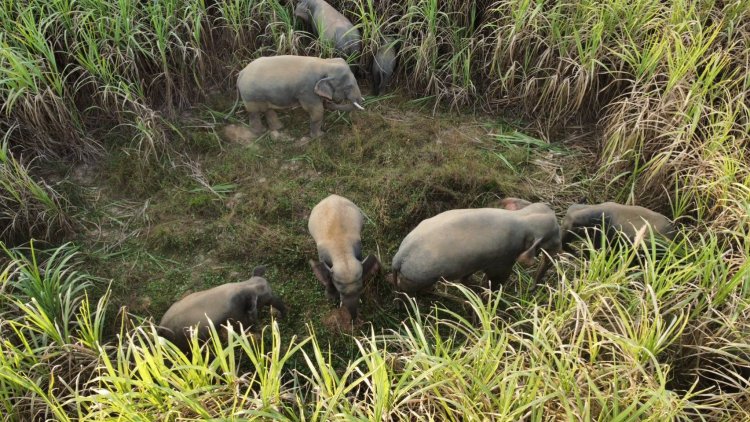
[0,0,748,419]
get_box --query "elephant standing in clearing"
[371,36,398,96]
[236,55,365,141]
[158,266,286,353]
[295,0,362,58]
[308,194,381,321]
[390,199,561,294]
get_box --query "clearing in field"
[0,0,748,420]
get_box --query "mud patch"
[322,307,364,332]
[221,124,257,144]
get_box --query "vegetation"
[0,0,748,420]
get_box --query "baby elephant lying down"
[390,198,561,293]
[158,266,286,352]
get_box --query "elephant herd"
[232,0,397,142]
[159,193,675,353]
[157,0,677,353]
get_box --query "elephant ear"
[314,77,335,100]
[517,237,543,267]
[499,197,532,211]
[309,260,333,289]
[294,0,309,20]
[361,255,381,284]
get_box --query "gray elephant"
[308,194,381,321]
[559,202,675,250]
[158,265,286,353]
[294,0,362,58]
[534,201,676,283]
[235,55,365,141]
[371,36,398,96]
[390,198,561,294]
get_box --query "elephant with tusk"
[233,55,365,142]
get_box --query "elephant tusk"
[353,102,365,110]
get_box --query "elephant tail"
[224,85,242,122]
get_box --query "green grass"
[0,0,748,419]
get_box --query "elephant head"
[310,255,380,320]
[315,58,365,110]
[294,0,312,23]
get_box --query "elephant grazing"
[390,199,561,294]
[371,36,398,96]
[533,202,676,283]
[559,202,676,250]
[308,194,381,321]
[158,265,286,353]
[236,55,365,142]
[294,0,362,58]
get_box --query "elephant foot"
[270,130,293,142]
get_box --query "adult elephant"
[236,55,365,141]
[294,0,362,58]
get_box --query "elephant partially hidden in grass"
[371,36,398,96]
[294,0,362,58]
[235,55,365,142]
[158,265,286,353]
[533,201,677,283]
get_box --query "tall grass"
[0,0,748,419]
[0,125,71,244]
[0,0,746,235]
[1,236,748,419]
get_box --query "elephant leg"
[265,109,284,140]
[484,266,513,291]
[247,112,266,136]
[299,100,325,140]
[372,71,382,96]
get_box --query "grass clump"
[1,236,749,420]
[0,126,71,245]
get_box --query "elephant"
[308,194,381,321]
[235,55,365,141]
[158,265,286,353]
[370,36,398,96]
[534,201,676,282]
[294,0,362,58]
[390,199,561,294]
[559,202,675,250]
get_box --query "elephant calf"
[308,194,380,321]
[371,36,398,96]
[295,0,362,58]
[391,199,561,294]
[158,266,286,352]
[237,55,365,141]
[560,202,676,250]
